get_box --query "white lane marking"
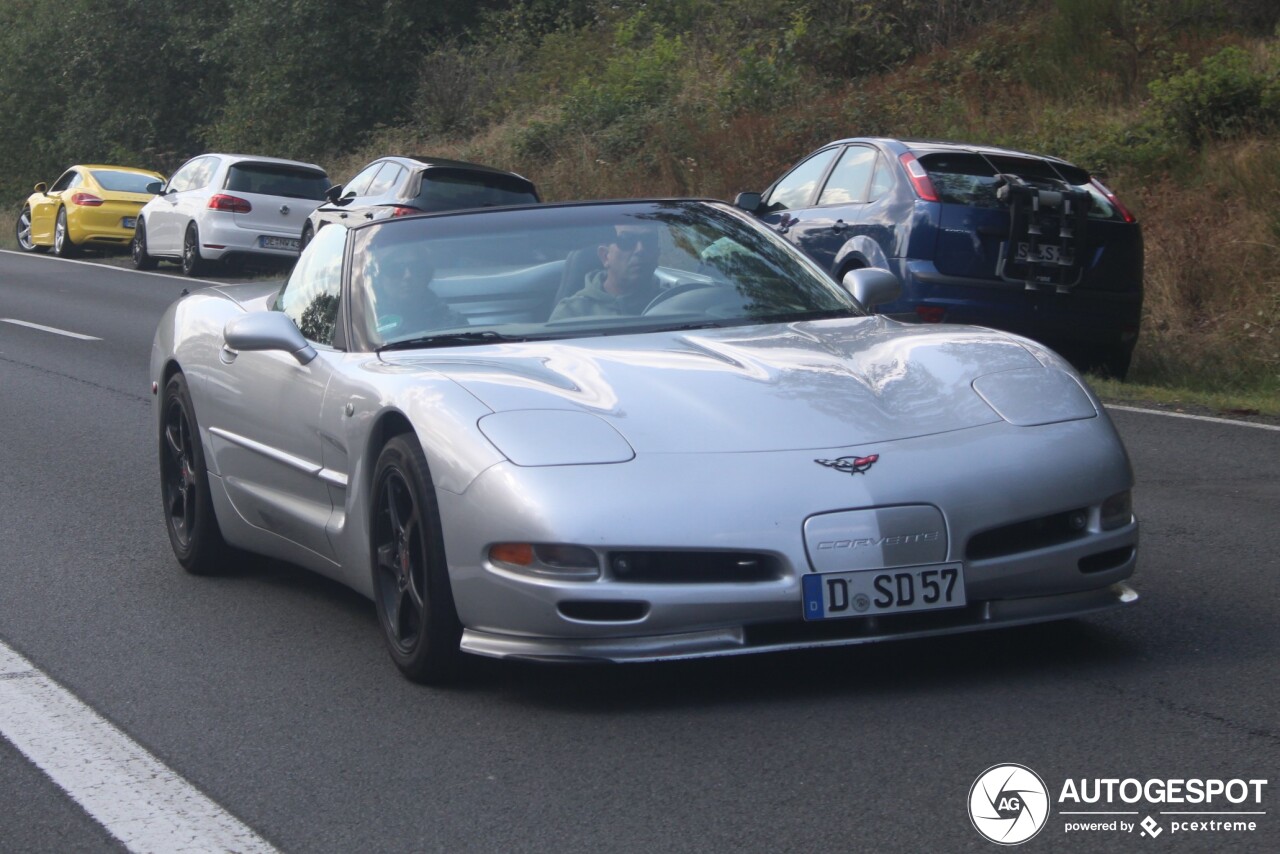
[0,641,279,854]
[0,247,190,281]
[1106,404,1280,432]
[0,318,102,340]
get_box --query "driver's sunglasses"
[613,232,656,253]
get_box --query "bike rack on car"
[993,173,1091,294]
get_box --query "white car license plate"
[122,217,136,229]
[1015,242,1072,264]
[259,236,300,251]
[802,562,966,621]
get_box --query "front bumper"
[440,416,1139,662]
[460,582,1138,662]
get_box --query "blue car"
[736,138,1143,377]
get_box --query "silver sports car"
[151,199,1139,683]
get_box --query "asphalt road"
[0,250,1276,853]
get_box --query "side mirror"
[733,191,762,214]
[324,184,345,203]
[34,182,47,194]
[145,181,164,195]
[224,312,317,365]
[841,267,902,311]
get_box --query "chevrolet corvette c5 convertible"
[151,199,1139,683]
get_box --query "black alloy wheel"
[371,436,462,683]
[53,208,76,257]
[132,219,158,270]
[16,206,45,252]
[159,374,229,574]
[181,224,208,277]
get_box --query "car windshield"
[347,201,860,351]
[920,152,1120,219]
[414,169,539,212]
[225,163,329,200]
[91,170,157,193]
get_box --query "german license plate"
[1015,242,1072,264]
[122,217,136,229]
[259,235,300,251]
[802,563,965,621]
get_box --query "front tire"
[371,435,463,684]
[16,206,46,252]
[131,219,158,270]
[181,224,210,277]
[53,208,77,257]
[299,221,315,252]
[159,373,231,575]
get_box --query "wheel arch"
[362,409,418,500]
[831,235,891,279]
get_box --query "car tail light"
[389,205,421,218]
[207,194,252,214]
[70,192,104,206]
[1090,178,1136,224]
[915,305,945,323]
[898,152,939,202]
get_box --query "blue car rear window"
[920,153,1118,219]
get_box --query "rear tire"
[159,373,232,575]
[131,219,158,270]
[181,224,210,277]
[370,435,463,684]
[1099,346,1134,381]
[53,208,77,257]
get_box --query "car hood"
[382,318,1066,454]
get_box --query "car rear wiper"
[376,330,524,354]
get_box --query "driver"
[368,243,464,339]
[551,225,662,320]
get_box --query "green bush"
[1149,45,1280,144]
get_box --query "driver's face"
[601,226,659,293]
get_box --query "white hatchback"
[132,153,329,276]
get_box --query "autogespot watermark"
[968,766,1269,844]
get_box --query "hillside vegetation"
[2,0,1277,392]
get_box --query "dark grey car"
[301,155,540,248]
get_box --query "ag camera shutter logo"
[969,764,1051,845]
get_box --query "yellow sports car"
[15,164,165,257]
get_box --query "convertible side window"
[279,225,347,347]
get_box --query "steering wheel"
[642,283,719,315]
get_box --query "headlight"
[1100,491,1133,530]
[479,410,634,466]
[489,543,600,580]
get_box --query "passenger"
[370,245,464,338]
[550,225,662,320]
